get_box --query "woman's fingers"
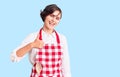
[36,62,42,75]
[33,34,44,48]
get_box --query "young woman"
[10,4,71,77]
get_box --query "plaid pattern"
[30,28,63,77]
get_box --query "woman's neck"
[42,26,54,34]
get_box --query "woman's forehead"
[52,10,61,16]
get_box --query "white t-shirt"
[10,30,71,77]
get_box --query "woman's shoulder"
[28,31,39,36]
[25,32,38,39]
[22,31,39,43]
[57,32,67,42]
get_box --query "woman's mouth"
[49,21,55,26]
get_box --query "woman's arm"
[10,32,44,62]
[16,34,44,57]
[61,35,72,77]
[16,42,33,57]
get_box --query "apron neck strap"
[39,28,60,44]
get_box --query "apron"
[30,28,64,77]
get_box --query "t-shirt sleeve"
[60,34,72,77]
[10,32,37,62]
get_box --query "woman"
[10,4,71,77]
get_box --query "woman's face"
[44,10,61,31]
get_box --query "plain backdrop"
[0,0,120,77]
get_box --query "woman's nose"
[52,17,56,22]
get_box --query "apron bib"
[30,28,63,77]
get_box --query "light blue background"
[0,0,120,77]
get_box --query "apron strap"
[39,28,60,44]
[39,28,42,40]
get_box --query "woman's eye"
[49,14,60,20]
[56,17,60,20]
[50,14,54,17]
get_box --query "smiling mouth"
[49,21,55,26]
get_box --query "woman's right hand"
[36,62,42,75]
[31,34,44,48]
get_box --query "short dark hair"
[40,4,62,21]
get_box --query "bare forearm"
[16,43,33,57]
[16,35,44,57]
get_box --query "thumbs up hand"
[31,34,44,48]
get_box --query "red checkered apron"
[30,28,64,77]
